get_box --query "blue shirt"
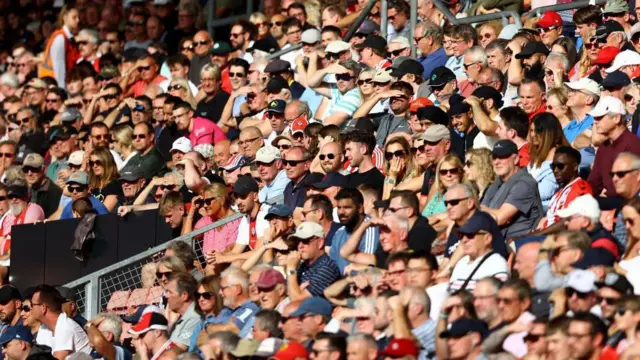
[563,114,594,144]
[258,170,291,204]
[329,221,379,274]
[299,88,324,118]
[419,47,449,80]
[60,195,109,219]
[445,55,466,79]
[212,300,260,334]
[297,254,341,297]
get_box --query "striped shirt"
[329,219,380,273]
[325,84,362,122]
[297,254,341,297]
[412,319,436,360]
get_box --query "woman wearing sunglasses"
[357,69,376,108]
[612,296,640,354]
[151,255,187,288]
[186,184,240,275]
[463,148,495,201]
[422,154,465,218]
[88,147,120,212]
[178,38,195,61]
[623,83,640,130]
[20,297,42,336]
[382,137,419,200]
[568,30,598,81]
[187,276,223,352]
[527,113,568,210]
[618,198,640,280]
[167,79,197,108]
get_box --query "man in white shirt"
[32,285,91,360]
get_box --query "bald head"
[213,140,231,167]
[514,242,540,285]
[319,142,343,173]
[193,31,212,56]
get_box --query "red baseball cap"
[380,338,419,358]
[269,342,308,360]
[537,11,562,28]
[128,312,168,335]
[291,117,309,135]
[409,97,434,113]
[595,46,621,65]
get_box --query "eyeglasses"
[565,288,592,299]
[266,112,283,119]
[159,184,177,191]
[523,334,543,343]
[46,98,60,103]
[480,33,494,39]
[389,48,407,57]
[204,197,218,206]
[138,65,152,71]
[319,153,336,160]
[358,79,372,85]
[196,292,214,300]
[92,134,109,141]
[256,160,275,167]
[387,206,409,213]
[155,271,172,280]
[335,73,353,82]
[298,237,317,245]
[76,41,88,46]
[550,162,567,171]
[22,166,40,174]
[168,85,183,91]
[0,153,14,158]
[229,72,246,78]
[537,26,559,34]
[384,150,406,161]
[7,194,23,201]
[18,117,32,124]
[584,42,598,50]
[444,197,469,207]
[373,81,390,87]
[414,35,426,43]
[463,62,479,70]
[133,134,147,140]
[277,144,292,150]
[325,52,341,61]
[311,349,335,357]
[21,305,31,312]
[238,137,259,147]
[610,168,639,179]
[102,94,117,101]
[67,185,87,193]
[181,45,194,51]
[596,296,619,305]
[194,40,210,46]
[270,21,283,27]
[497,297,517,305]
[89,160,103,167]
[411,144,427,153]
[282,159,307,167]
[439,168,460,176]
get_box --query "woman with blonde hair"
[111,125,137,170]
[623,83,640,129]
[168,78,197,108]
[382,137,420,199]
[39,5,81,87]
[195,64,227,122]
[546,87,572,129]
[463,148,495,201]
[154,255,187,287]
[88,147,120,211]
[250,12,271,40]
[422,154,465,218]
[358,69,377,103]
[568,30,598,81]
[618,198,640,287]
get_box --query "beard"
[524,62,544,80]
[9,202,25,216]
[342,212,361,231]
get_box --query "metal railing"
[65,195,283,319]
[530,0,607,17]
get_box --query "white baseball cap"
[606,50,640,73]
[301,29,321,44]
[588,96,626,117]
[288,221,324,240]
[170,137,192,154]
[255,146,281,163]
[566,269,597,293]
[68,151,85,166]
[564,78,601,97]
[325,40,350,54]
[556,194,601,223]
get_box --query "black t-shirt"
[374,247,388,269]
[195,91,230,122]
[420,166,436,195]
[408,216,437,252]
[156,123,186,162]
[290,81,305,99]
[204,170,225,185]
[19,131,46,157]
[346,167,384,193]
[91,180,122,202]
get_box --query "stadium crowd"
[3,0,640,359]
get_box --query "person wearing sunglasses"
[129,122,168,179]
[44,126,75,183]
[388,36,411,61]
[114,166,147,209]
[179,38,195,61]
[75,29,100,72]
[422,154,465,219]
[269,14,287,48]
[536,11,564,47]
[20,296,42,337]
[22,153,62,218]
[124,13,151,51]
[86,147,120,212]
[126,55,165,98]
[186,276,223,352]
[382,138,418,200]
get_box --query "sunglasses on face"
[550,162,567,171]
[194,40,210,47]
[196,292,214,300]
[181,45,194,51]
[159,184,177,191]
[0,153,13,159]
[7,194,23,201]
[335,73,353,82]
[389,48,407,57]
[277,144,292,150]
[229,72,246,78]
[298,237,316,245]
[373,81,390,87]
[168,85,183,91]
[537,26,558,34]
[358,79,372,85]
[444,197,468,207]
[76,40,88,46]
[21,305,31,312]
[89,160,103,167]
[156,271,172,279]
[384,150,406,161]
[138,66,152,71]
[411,144,427,153]
[133,134,147,140]
[523,334,543,343]
[102,94,117,101]
[319,153,336,160]
[46,98,60,103]
[440,168,460,176]
[566,288,592,299]
[282,159,306,167]
[270,21,283,27]
[67,185,86,193]
[610,169,639,179]
[597,296,619,305]
[256,161,275,167]
[23,166,40,174]
[203,197,218,206]
[266,112,283,119]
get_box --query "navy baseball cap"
[572,247,616,270]
[458,212,495,235]
[440,319,489,340]
[0,326,33,345]
[265,204,293,219]
[447,94,471,116]
[417,106,449,126]
[472,86,504,109]
[290,297,333,317]
[310,172,347,189]
[428,67,456,88]
[266,100,286,114]
[515,41,550,59]
[233,176,260,197]
[491,140,518,158]
[602,70,631,89]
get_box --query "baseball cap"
[389,59,424,78]
[343,117,376,133]
[566,269,597,293]
[597,273,634,295]
[26,78,46,89]
[290,297,333,317]
[22,153,43,168]
[409,98,434,112]
[416,106,449,125]
[265,204,294,219]
[55,286,75,302]
[256,268,286,290]
[373,70,393,83]
[170,137,192,154]
[379,338,419,358]
[97,65,120,80]
[355,19,377,36]
[7,183,27,199]
[67,150,85,166]
[537,11,562,28]
[325,40,350,54]
[119,167,144,182]
[301,28,321,44]
[194,144,214,159]
[128,312,169,335]
[122,305,163,324]
[355,34,387,53]
[230,339,260,357]
[594,46,621,66]
[556,194,600,221]
[291,116,308,135]
[266,100,286,114]
[210,42,232,55]
[471,86,504,109]
[603,0,629,14]
[564,78,602,96]
[572,247,616,270]
[0,326,33,346]
[491,140,518,158]
[264,59,292,74]
[588,96,626,117]
[221,154,247,171]
[447,94,471,116]
[602,70,631,89]
[515,41,550,59]
[310,172,347,189]
[66,171,90,186]
[440,319,489,340]
[255,146,281,163]
[266,76,290,94]
[270,342,308,360]
[288,221,324,240]
[61,108,82,122]
[0,285,21,305]
[418,124,450,142]
[458,211,495,235]
[606,50,640,73]
[593,21,625,42]
[256,338,285,357]
[232,175,259,197]
[428,66,456,88]
[247,38,279,54]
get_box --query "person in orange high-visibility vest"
[38,5,81,89]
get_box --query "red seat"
[126,288,150,309]
[106,290,130,315]
[146,286,163,305]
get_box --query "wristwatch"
[287,269,297,276]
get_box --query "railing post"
[86,279,100,320]
[381,0,388,40]
[410,0,417,57]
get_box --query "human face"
[90,127,110,148]
[497,287,525,323]
[270,15,285,38]
[169,64,188,81]
[318,143,342,174]
[623,206,640,240]
[297,235,321,261]
[258,283,282,310]
[311,339,338,360]
[133,125,153,152]
[285,26,302,45]
[546,95,568,122]
[164,279,186,313]
[406,258,433,288]
[180,40,194,59]
[344,141,365,168]
[283,149,308,182]
[233,191,256,215]
[612,157,640,199]
[358,72,374,97]
[518,82,544,115]
[0,298,17,323]
[487,48,508,71]
[461,230,490,259]
[228,65,247,91]
[99,89,118,111]
[238,132,262,159]
[0,145,14,170]
[463,54,482,82]
[567,321,597,360]
[538,25,562,46]
[424,139,448,165]
[439,161,462,189]
[256,156,279,184]
[23,163,42,187]
[67,182,88,201]
[121,178,144,198]
[346,339,372,360]
[567,287,596,314]
[451,112,473,133]
[551,153,577,187]
[478,25,497,48]
[162,205,184,229]
[387,8,407,31]
[432,80,457,103]
[89,156,105,177]
[19,299,35,327]
[336,67,356,94]
[138,58,158,82]
[447,334,474,360]
[45,93,62,111]
[445,187,472,222]
[193,32,212,57]
[196,285,215,314]
[525,323,548,356]
[594,112,622,138]
[473,281,499,323]
[152,98,165,123]
[386,260,406,291]
[597,287,622,320]
[64,9,80,33]
[173,107,192,131]
[492,154,517,178]
[547,331,571,360]
[336,198,359,226]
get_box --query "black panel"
[44,218,83,286]
[11,223,47,292]
[80,214,120,276]
[117,210,158,259]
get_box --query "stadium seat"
[126,288,150,309]
[106,290,131,315]
[146,286,163,305]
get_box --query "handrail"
[432,0,459,25]
[381,0,388,40]
[456,11,523,27]
[410,0,418,57]
[530,0,606,16]
[265,44,303,60]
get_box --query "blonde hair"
[203,183,231,210]
[479,21,503,37]
[157,255,187,273]
[465,148,495,194]
[113,125,133,149]
[384,137,418,182]
[169,78,197,108]
[250,12,268,24]
[433,154,465,194]
[200,63,221,82]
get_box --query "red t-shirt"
[527,101,547,122]
[543,177,593,227]
[220,67,232,94]
[518,143,530,168]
